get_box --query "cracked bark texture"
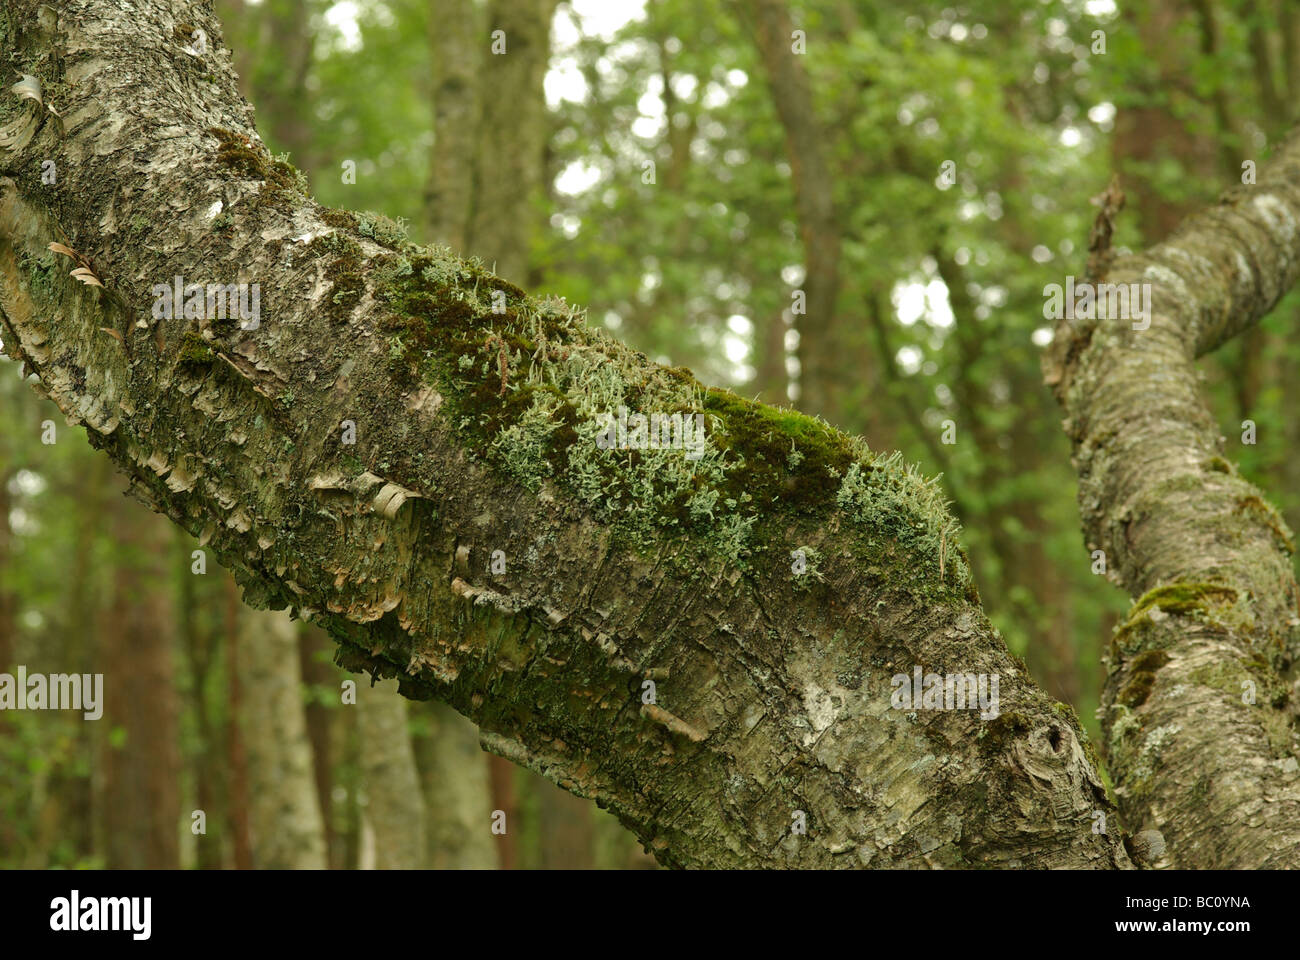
[0,0,1139,869]
[1045,134,1300,868]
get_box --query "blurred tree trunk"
[237,607,327,868]
[223,576,254,869]
[297,624,339,867]
[411,701,497,868]
[356,677,427,868]
[98,497,180,869]
[739,2,840,419]
[466,0,559,284]
[178,528,221,869]
[751,308,789,405]
[425,0,482,249]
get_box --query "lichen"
[354,211,409,249]
[836,457,971,591]
[1132,723,1180,784]
[287,224,974,591]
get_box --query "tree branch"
[0,0,1132,868]
[1045,135,1300,867]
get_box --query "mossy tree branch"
[0,0,1139,868]
[1045,133,1300,868]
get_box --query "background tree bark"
[98,499,180,869]
[356,677,426,869]
[237,607,328,869]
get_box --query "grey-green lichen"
[836,456,971,590]
[305,214,975,593]
[1132,723,1180,785]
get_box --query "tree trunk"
[1044,134,1300,868]
[223,574,254,869]
[177,527,221,869]
[297,623,339,867]
[412,700,498,868]
[738,0,843,424]
[413,697,499,868]
[237,606,328,868]
[424,0,482,250]
[465,0,558,283]
[98,493,180,869]
[356,676,427,869]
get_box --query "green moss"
[700,389,856,511]
[1117,671,1157,707]
[1204,456,1233,474]
[1235,494,1295,554]
[311,235,972,587]
[308,233,366,324]
[1112,581,1239,657]
[320,208,359,230]
[20,248,56,299]
[978,711,1031,753]
[210,127,267,178]
[176,331,215,374]
[209,128,308,210]
[1130,650,1171,673]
